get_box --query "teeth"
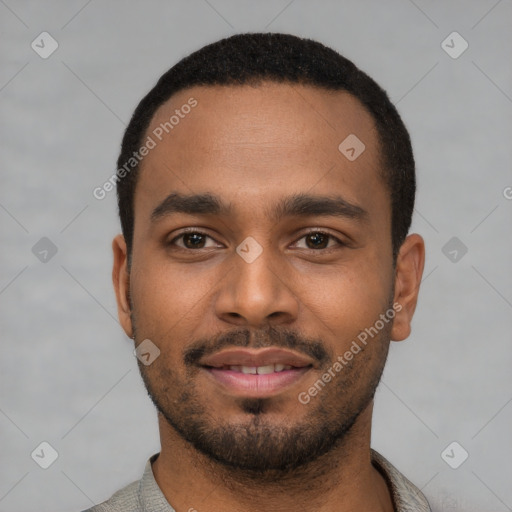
[257,364,274,375]
[227,364,294,374]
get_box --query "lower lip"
[203,367,311,397]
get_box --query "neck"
[152,402,393,512]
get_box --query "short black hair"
[116,32,415,262]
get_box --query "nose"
[214,242,299,328]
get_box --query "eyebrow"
[150,192,368,223]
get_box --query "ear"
[391,233,425,341]
[112,234,133,339]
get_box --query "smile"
[199,347,315,397]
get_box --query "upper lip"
[199,348,316,369]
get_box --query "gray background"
[1,1,511,511]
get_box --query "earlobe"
[390,234,425,342]
[112,234,133,338]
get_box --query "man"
[85,32,428,511]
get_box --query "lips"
[199,347,316,369]
[199,348,315,397]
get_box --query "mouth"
[199,348,315,398]
[213,363,299,374]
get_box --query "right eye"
[168,230,222,250]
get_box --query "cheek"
[303,259,393,343]
[130,254,221,338]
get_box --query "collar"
[371,449,431,512]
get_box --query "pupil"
[184,233,204,248]
[307,233,328,249]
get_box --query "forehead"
[135,82,387,225]
[146,82,379,161]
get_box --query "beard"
[132,304,392,478]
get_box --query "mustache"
[184,326,330,367]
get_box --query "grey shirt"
[82,449,431,512]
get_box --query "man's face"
[117,83,401,473]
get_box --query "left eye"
[293,231,342,250]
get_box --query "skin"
[112,82,425,512]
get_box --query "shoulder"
[79,479,141,512]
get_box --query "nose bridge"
[215,236,298,326]
[236,239,278,295]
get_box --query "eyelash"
[167,228,345,252]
